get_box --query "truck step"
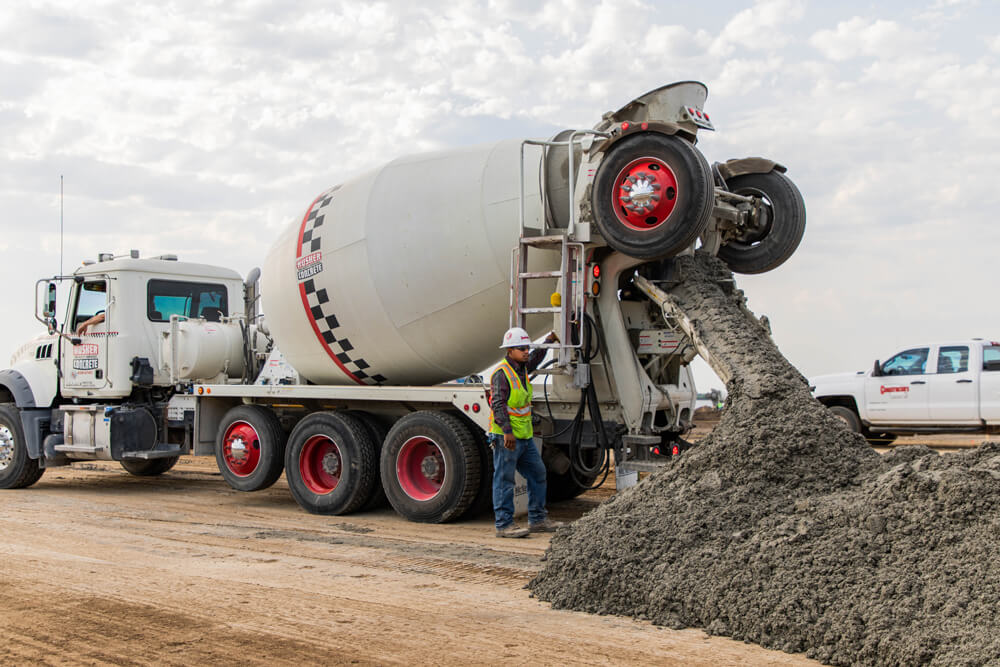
[121,444,183,460]
[53,444,99,453]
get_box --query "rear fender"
[594,123,697,157]
[716,157,787,182]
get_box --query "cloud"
[809,17,925,61]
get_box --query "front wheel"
[717,170,806,274]
[0,404,44,489]
[828,406,862,434]
[592,133,714,259]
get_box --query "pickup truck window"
[882,348,929,376]
[984,346,1000,371]
[147,279,228,323]
[937,346,969,374]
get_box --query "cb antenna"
[60,175,64,276]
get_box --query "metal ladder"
[509,130,608,369]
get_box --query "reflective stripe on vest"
[488,359,534,439]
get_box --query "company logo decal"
[296,251,324,281]
[73,344,99,356]
[880,385,909,395]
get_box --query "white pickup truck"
[809,339,1000,442]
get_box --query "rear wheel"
[0,404,44,489]
[346,411,390,511]
[459,424,494,519]
[381,411,480,523]
[592,132,714,259]
[285,412,378,515]
[717,170,806,274]
[215,405,286,492]
[120,457,179,476]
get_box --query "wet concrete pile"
[529,253,1000,665]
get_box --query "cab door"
[864,347,930,423]
[927,345,978,423]
[62,278,112,393]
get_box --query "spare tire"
[592,133,714,259]
[717,170,806,274]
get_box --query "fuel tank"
[262,139,558,386]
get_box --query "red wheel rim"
[396,436,446,501]
[300,435,342,495]
[613,156,679,231]
[222,421,261,477]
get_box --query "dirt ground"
[0,430,976,665]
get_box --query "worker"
[76,311,105,335]
[488,326,564,538]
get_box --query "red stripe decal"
[296,192,364,386]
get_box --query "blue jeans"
[490,433,548,529]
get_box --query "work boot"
[495,523,530,538]
[529,519,565,533]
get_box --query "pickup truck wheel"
[717,170,806,274]
[285,411,377,515]
[380,411,479,523]
[592,133,714,259]
[828,406,862,434]
[0,404,44,489]
[120,457,179,476]
[215,405,286,492]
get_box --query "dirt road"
[0,456,816,666]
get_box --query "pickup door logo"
[880,385,909,397]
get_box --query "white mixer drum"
[262,139,558,386]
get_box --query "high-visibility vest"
[488,359,533,439]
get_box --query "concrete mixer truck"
[0,81,806,523]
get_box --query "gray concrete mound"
[528,253,1000,665]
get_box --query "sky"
[2,0,999,393]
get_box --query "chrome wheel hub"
[622,172,661,212]
[228,437,248,462]
[0,426,14,471]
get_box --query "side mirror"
[45,282,57,318]
[872,360,882,377]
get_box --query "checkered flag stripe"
[298,187,387,386]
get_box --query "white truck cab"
[810,339,1000,440]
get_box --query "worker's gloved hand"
[545,332,559,344]
[503,432,516,450]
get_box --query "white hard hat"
[499,327,532,348]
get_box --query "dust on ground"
[0,456,816,666]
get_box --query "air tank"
[261,139,559,386]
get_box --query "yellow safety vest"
[488,359,533,439]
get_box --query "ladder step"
[518,271,563,279]
[520,235,566,247]
[519,307,561,314]
[122,444,183,460]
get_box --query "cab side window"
[882,348,929,376]
[74,281,107,329]
[984,346,1000,371]
[936,346,969,374]
[148,279,228,322]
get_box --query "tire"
[120,457,179,476]
[215,405,286,492]
[828,406,862,434]
[380,411,480,523]
[0,404,44,489]
[345,411,390,511]
[458,424,494,520]
[285,411,378,515]
[592,132,714,259]
[717,170,806,274]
